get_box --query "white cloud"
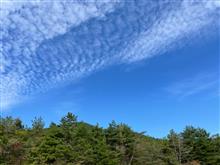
[0,0,219,110]
[1,0,119,110]
[121,0,220,62]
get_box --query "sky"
[1,0,220,138]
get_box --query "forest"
[0,112,219,165]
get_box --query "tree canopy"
[0,113,219,165]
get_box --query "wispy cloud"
[165,73,219,100]
[1,0,219,109]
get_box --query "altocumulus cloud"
[0,0,219,109]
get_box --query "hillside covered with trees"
[0,112,219,165]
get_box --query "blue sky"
[1,0,220,137]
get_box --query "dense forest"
[0,112,219,165]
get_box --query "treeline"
[0,112,219,165]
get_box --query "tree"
[105,121,136,165]
[167,129,192,164]
[0,115,219,165]
[29,125,72,164]
[60,112,77,142]
[31,117,44,134]
[0,116,25,164]
[90,124,119,165]
[14,118,24,130]
[181,126,211,164]
[206,134,220,164]
[60,112,77,128]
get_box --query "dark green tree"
[105,121,136,165]
[0,114,219,165]
[181,126,211,164]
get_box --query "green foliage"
[181,126,211,164]
[105,121,136,165]
[0,114,219,165]
[31,117,45,134]
[0,116,25,164]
